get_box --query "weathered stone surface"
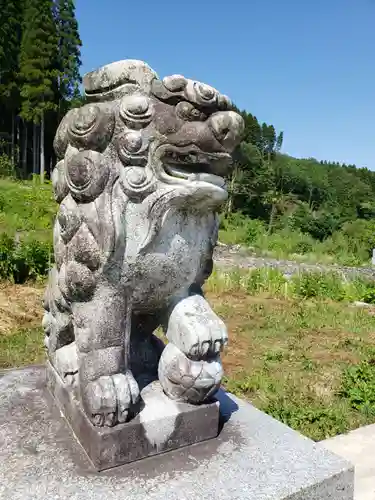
[46,361,220,471]
[0,366,354,499]
[44,58,244,429]
[323,423,375,500]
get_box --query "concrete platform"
[46,361,220,471]
[0,366,354,499]
[323,424,375,500]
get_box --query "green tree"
[0,0,24,164]
[55,0,82,118]
[276,131,284,152]
[242,112,262,148]
[19,0,59,182]
[226,142,262,215]
[261,123,276,159]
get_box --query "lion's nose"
[209,111,244,152]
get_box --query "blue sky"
[76,0,375,169]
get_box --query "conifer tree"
[19,0,58,181]
[55,0,82,117]
[276,132,284,153]
[0,0,24,161]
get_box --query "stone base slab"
[46,361,220,471]
[0,366,354,499]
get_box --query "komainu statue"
[43,60,244,428]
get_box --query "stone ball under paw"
[158,343,223,404]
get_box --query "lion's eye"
[176,101,206,122]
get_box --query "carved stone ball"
[117,131,147,166]
[65,151,110,202]
[67,104,115,152]
[51,160,69,203]
[119,95,153,129]
[158,343,224,404]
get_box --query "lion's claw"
[83,371,139,427]
[167,294,228,360]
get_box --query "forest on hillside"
[222,108,375,265]
[2,0,375,267]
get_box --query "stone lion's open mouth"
[159,145,232,188]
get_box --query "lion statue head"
[53,60,244,213]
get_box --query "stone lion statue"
[43,60,244,427]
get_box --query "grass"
[206,266,375,303]
[206,269,375,440]
[0,179,55,283]
[0,327,44,368]
[2,268,375,441]
[0,178,56,241]
[211,290,375,440]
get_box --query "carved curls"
[119,94,154,129]
[151,75,232,111]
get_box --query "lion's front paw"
[167,294,228,359]
[82,371,140,427]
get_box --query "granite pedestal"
[46,361,220,470]
[0,366,354,499]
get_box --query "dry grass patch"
[0,283,44,368]
[0,282,43,334]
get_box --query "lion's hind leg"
[72,285,140,427]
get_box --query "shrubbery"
[0,178,55,283]
[340,361,375,414]
[0,233,52,283]
[0,153,16,178]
